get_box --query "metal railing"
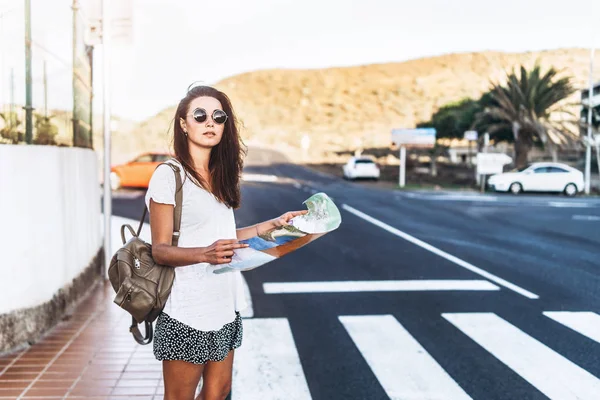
[0,0,94,149]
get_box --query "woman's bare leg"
[163,359,204,400]
[196,351,234,400]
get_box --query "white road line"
[430,195,499,202]
[443,312,600,400]
[544,312,600,344]
[263,280,500,294]
[241,173,279,182]
[400,192,420,198]
[548,201,592,208]
[572,215,600,221]
[232,318,311,400]
[339,315,472,400]
[398,193,600,209]
[341,204,538,299]
[293,182,302,189]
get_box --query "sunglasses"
[188,108,228,124]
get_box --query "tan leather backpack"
[108,161,183,345]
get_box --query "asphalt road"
[111,147,600,400]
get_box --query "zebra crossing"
[109,201,599,399]
[230,311,600,400]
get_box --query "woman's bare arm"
[149,200,248,266]
[236,210,308,241]
[235,220,275,241]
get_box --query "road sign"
[391,128,436,188]
[476,153,512,175]
[464,130,478,141]
[581,82,600,108]
[391,128,436,149]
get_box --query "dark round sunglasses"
[189,108,228,124]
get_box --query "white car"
[343,157,381,180]
[487,162,584,196]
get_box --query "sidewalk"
[0,280,165,399]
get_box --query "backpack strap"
[130,317,153,345]
[135,158,184,246]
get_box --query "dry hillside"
[111,48,600,164]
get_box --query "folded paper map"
[210,192,342,274]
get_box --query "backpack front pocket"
[114,277,155,323]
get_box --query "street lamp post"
[102,0,112,278]
[584,48,595,195]
[24,0,33,144]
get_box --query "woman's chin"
[189,137,221,148]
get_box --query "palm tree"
[475,64,577,169]
[33,113,59,145]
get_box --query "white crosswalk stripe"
[263,280,500,294]
[443,312,600,400]
[231,311,599,399]
[232,318,311,400]
[544,311,600,344]
[339,315,472,400]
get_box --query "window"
[355,159,375,164]
[533,167,549,174]
[547,167,568,173]
[133,155,153,163]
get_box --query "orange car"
[110,152,173,190]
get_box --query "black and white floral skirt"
[153,312,243,365]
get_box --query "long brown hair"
[172,86,246,209]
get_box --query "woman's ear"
[179,118,187,133]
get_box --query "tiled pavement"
[0,280,167,399]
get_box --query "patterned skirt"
[153,312,243,365]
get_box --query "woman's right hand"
[201,239,249,264]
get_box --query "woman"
[145,85,306,400]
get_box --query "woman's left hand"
[270,210,308,229]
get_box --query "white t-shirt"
[145,160,248,332]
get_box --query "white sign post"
[479,133,490,192]
[584,49,595,194]
[595,134,600,182]
[464,130,478,166]
[399,146,406,187]
[391,128,436,188]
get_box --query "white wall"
[0,145,102,314]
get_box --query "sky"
[0,0,598,122]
